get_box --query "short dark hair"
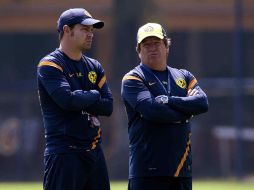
[58,24,76,41]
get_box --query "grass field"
[0,180,253,190]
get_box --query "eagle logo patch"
[144,26,154,32]
[88,71,97,84]
[175,78,186,89]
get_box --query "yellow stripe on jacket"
[122,75,142,82]
[38,61,63,72]
[174,133,192,177]
[187,78,197,91]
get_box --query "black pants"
[43,147,110,190]
[128,176,192,190]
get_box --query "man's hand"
[73,89,100,97]
[89,89,100,97]
[187,88,199,96]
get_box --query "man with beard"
[37,8,113,190]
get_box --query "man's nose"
[87,31,94,37]
[149,43,157,50]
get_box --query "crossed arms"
[121,76,208,124]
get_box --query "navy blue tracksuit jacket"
[37,49,113,156]
[121,64,208,178]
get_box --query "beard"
[80,43,92,52]
[70,31,93,52]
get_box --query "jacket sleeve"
[85,75,113,116]
[167,71,209,115]
[168,86,209,115]
[121,75,190,124]
[37,63,100,111]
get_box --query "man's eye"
[82,27,92,32]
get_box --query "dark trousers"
[43,147,110,190]
[128,176,192,190]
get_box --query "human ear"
[63,25,71,34]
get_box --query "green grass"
[0,180,253,190]
[193,180,254,190]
